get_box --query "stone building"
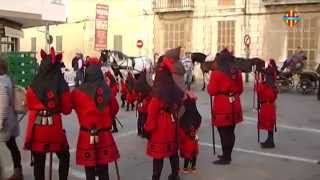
[19,0,320,70]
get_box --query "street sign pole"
[244,34,251,83]
[245,46,250,82]
[136,40,143,56]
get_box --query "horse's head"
[251,58,266,72]
[191,53,207,64]
[100,49,111,63]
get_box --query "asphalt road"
[1,82,320,180]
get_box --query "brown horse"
[191,52,266,90]
[191,52,215,90]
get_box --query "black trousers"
[137,112,147,135]
[183,156,197,169]
[121,94,126,107]
[112,118,118,131]
[217,125,236,160]
[32,150,70,180]
[6,137,22,169]
[317,79,320,100]
[85,165,109,180]
[152,154,179,180]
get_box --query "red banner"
[95,4,109,50]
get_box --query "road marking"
[199,142,320,165]
[244,116,320,134]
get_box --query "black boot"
[213,146,231,165]
[168,174,180,180]
[131,103,134,111]
[121,100,125,108]
[261,131,275,148]
[126,103,130,111]
[213,157,231,165]
[152,175,160,180]
[112,119,118,133]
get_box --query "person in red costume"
[72,58,120,180]
[179,90,201,174]
[134,69,152,137]
[104,71,119,98]
[120,78,128,108]
[257,62,278,148]
[126,71,136,111]
[207,49,243,165]
[144,47,186,180]
[104,71,120,133]
[24,48,72,180]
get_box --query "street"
[1,82,320,180]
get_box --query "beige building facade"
[20,0,320,71]
[153,0,320,70]
[20,0,154,67]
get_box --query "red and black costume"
[134,70,152,137]
[126,71,136,111]
[257,63,278,148]
[207,49,243,165]
[120,79,128,108]
[24,48,72,180]
[104,71,119,98]
[72,58,120,180]
[144,47,186,180]
[104,71,120,133]
[179,92,201,173]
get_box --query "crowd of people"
[0,47,280,180]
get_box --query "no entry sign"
[244,34,251,47]
[137,40,143,48]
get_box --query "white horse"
[100,50,153,79]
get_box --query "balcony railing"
[262,0,320,6]
[153,0,194,13]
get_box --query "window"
[164,22,185,50]
[218,0,235,6]
[168,0,181,8]
[56,36,63,52]
[31,37,36,52]
[217,21,235,52]
[0,37,17,52]
[113,35,122,51]
[287,18,318,69]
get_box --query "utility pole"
[244,0,250,83]
[45,24,50,52]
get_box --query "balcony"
[153,0,194,13]
[262,0,320,6]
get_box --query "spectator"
[0,57,23,180]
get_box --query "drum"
[14,85,26,114]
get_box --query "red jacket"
[144,97,178,159]
[207,70,243,127]
[120,80,128,95]
[72,90,120,166]
[257,83,277,131]
[137,96,151,113]
[111,84,119,98]
[179,127,199,159]
[126,90,137,104]
[24,88,72,152]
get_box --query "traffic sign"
[244,34,251,47]
[136,40,143,48]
